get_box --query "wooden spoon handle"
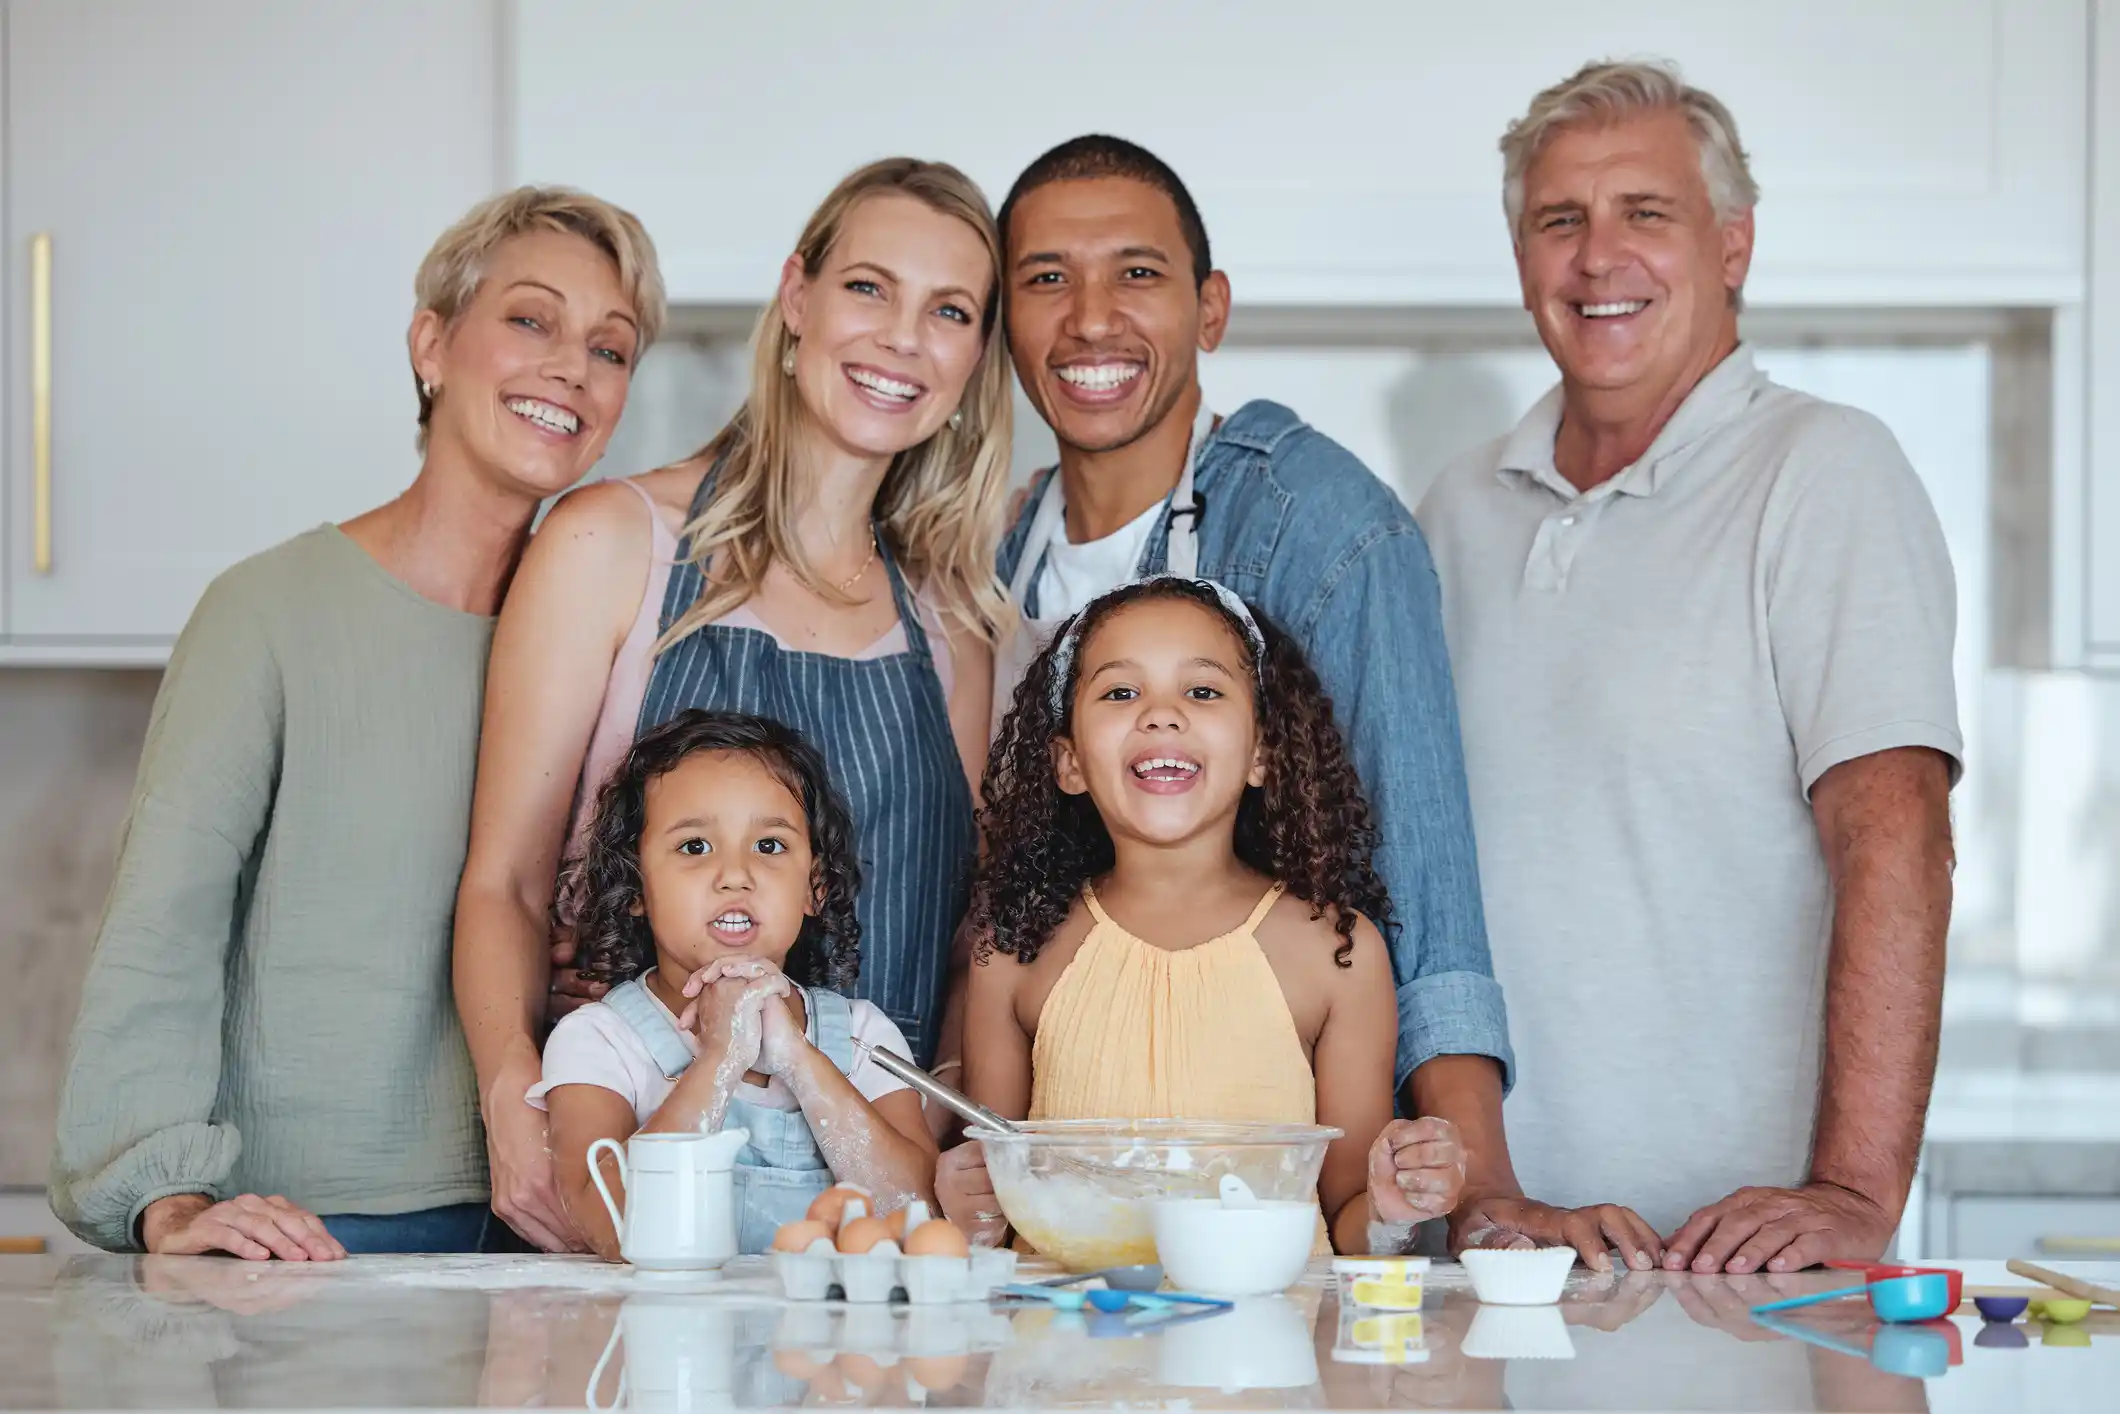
[2008,1259,2120,1307]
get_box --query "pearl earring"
[949,409,964,432]
[781,344,798,377]
[421,379,435,398]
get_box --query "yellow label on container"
[1350,1278,1426,1310]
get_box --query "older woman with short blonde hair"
[51,186,665,1258]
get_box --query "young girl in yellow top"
[939,577,1465,1255]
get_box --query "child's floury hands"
[935,1141,1008,1249]
[1369,1117,1468,1226]
[679,958,791,1074]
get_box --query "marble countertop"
[2,1253,2116,1412]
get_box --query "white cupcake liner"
[1459,1247,1577,1306]
[1461,1303,1575,1360]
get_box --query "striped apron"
[637,476,975,1062]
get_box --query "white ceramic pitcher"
[588,1127,750,1273]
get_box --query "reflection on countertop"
[1,1254,2115,1412]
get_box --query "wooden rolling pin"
[2008,1259,2120,1307]
[0,1237,46,1255]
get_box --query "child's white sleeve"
[845,1003,915,1104]
[526,1005,651,1118]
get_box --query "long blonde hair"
[658,159,1014,650]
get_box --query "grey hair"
[1500,59,1759,243]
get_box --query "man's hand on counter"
[140,1192,344,1261]
[1448,1193,1665,1273]
[1663,1180,1894,1274]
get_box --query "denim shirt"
[1000,400,1515,1093]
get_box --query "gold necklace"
[835,534,879,594]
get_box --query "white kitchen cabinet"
[1,0,499,656]
[2084,1,2120,665]
[512,0,2086,309]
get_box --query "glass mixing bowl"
[979,1119,1341,1272]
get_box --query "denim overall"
[636,470,976,1063]
[600,977,856,1255]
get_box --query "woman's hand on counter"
[485,1056,586,1253]
[141,1192,344,1261]
[1449,1193,1664,1273]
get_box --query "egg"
[884,1200,931,1240]
[904,1217,971,1258]
[773,1348,828,1381]
[904,1353,969,1393]
[835,1214,894,1254]
[805,1184,870,1232]
[835,1352,899,1399]
[772,1219,835,1253]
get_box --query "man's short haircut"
[999,135,1213,286]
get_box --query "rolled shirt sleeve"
[1764,407,1965,795]
[50,576,283,1250]
[1296,523,1515,1094]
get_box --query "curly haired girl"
[938,579,1464,1256]
[530,709,937,1259]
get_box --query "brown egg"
[771,1219,835,1254]
[804,1184,870,1232]
[836,1353,899,1399]
[835,1214,894,1255]
[884,1201,931,1240]
[904,1353,969,1393]
[773,1348,828,1381]
[904,1218,971,1258]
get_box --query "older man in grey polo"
[1420,61,1960,1275]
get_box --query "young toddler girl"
[937,577,1464,1254]
[532,709,937,1258]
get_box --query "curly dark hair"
[970,579,1391,969]
[566,709,863,991]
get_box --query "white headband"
[1048,576,1268,718]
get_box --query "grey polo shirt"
[1417,347,1962,1235]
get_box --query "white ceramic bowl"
[980,1119,1338,1273]
[1459,1247,1577,1306]
[1158,1295,1319,1390]
[1151,1197,1316,1297]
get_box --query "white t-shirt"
[1032,497,1163,620]
[1417,346,1962,1235]
[528,986,912,1125]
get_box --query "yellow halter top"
[1028,881,1315,1124]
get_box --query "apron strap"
[801,986,858,1076]
[601,977,695,1081]
[874,532,936,667]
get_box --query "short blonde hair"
[1500,59,1759,243]
[660,158,1014,649]
[411,185,667,446]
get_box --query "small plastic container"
[1331,1304,1429,1365]
[1460,1248,1577,1306]
[1333,1256,1430,1310]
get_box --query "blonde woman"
[51,188,665,1257]
[455,159,1011,1252]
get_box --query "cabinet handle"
[30,232,53,575]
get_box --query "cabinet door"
[513,0,2085,308]
[2,0,496,644]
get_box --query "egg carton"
[775,1299,1018,1357]
[774,1242,1020,1305]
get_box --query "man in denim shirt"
[977,136,1647,1262]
